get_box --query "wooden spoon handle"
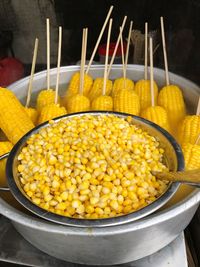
[152,169,200,187]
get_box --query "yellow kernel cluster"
[17,114,168,219]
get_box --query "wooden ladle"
[152,169,200,187]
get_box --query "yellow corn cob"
[62,90,75,107]
[67,72,93,96]
[37,104,67,125]
[141,106,171,132]
[36,89,61,112]
[24,107,38,124]
[0,87,35,144]
[0,141,13,187]
[135,80,158,110]
[91,95,113,111]
[112,78,134,97]
[113,89,140,115]
[158,85,186,130]
[88,78,112,101]
[66,94,90,113]
[182,143,200,170]
[177,115,200,145]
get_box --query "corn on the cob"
[182,143,200,170]
[112,78,134,97]
[158,85,186,130]
[0,141,13,187]
[91,95,113,111]
[37,104,67,125]
[24,107,38,125]
[36,89,61,112]
[62,90,75,107]
[113,89,140,115]
[135,79,158,110]
[88,78,112,101]
[177,115,200,145]
[67,72,93,96]
[0,87,35,144]
[141,106,171,132]
[66,94,90,113]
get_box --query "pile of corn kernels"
[17,114,169,219]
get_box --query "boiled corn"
[158,85,186,130]
[177,115,200,145]
[91,95,113,111]
[135,79,158,110]
[141,106,171,132]
[112,78,134,97]
[0,141,13,187]
[37,104,67,125]
[0,87,35,144]
[67,72,93,96]
[36,89,61,112]
[66,94,90,113]
[182,143,200,170]
[24,107,38,125]
[113,89,140,115]
[88,78,112,101]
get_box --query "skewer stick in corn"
[112,22,134,97]
[24,38,39,124]
[47,18,50,91]
[149,38,155,107]
[141,37,170,132]
[144,22,148,80]
[55,26,62,105]
[36,19,61,112]
[160,17,169,86]
[86,5,113,74]
[37,26,67,125]
[124,21,133,79]
[66,29,90,113]
[195,133,200,145]
[91,19,113,111]
[196,96,200,115]
[107,16,127,76]
[25,38,39,108]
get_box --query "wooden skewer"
[160,17,170,86]
[103,19,113,96]
[120,28,126,81]
[25,38,39,108]
[149,37,155,107]
[124,21,133,79]
[55,26,62,105]
[107,16,127,77]
[79,28,88,95]
[144,22,148,80]
[196,96,200,115]
[46,18,50,91]
[195,134,200,145]
[152,169,200,185]
[86,5,113,74]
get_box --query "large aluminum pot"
[0,65,200,265]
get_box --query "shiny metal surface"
[0,65,199,265]
[6,111,183,227]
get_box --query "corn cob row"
[158,85,186,130]
[182,143,200,170]
[36,89,61,112]
[135,80,158,111]
[112,78,134,97]
[0,87,35,144]
[37,104,67,124]
[88,78,112,101]
[91,95,113,111]
[177,115,200,145]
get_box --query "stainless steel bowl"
[0,65,199,265]
[6,111,183,227]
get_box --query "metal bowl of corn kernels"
[6,111,183,227]
[0,65,200,265]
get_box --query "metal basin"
[0,64,200,265]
